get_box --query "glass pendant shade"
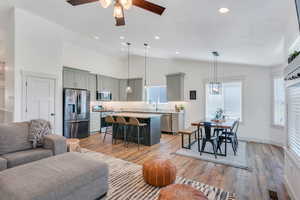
[209,82,222,95]
[126,86,133,93]
[119,0,132,10]
[99,0,111,8]
[113,2,124,18]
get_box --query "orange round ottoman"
[142,159,176,187]
[158,184,208,200]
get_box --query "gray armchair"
[0,122,67,171]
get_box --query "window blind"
[287,83,300,157]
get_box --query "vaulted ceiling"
[0,0,299,66]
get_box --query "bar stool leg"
[137,126,140,150]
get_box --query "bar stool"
[127,117,147,150]
[103,116,117,144]
[115,116,129,147]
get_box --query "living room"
[0,0,300,200]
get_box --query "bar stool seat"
[127,117,147,150]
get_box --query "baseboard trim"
[284,175,298,200]
[239,137,284,147]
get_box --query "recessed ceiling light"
[120,36,125,40]
[94,36,100,40]
[154,36,160,40]
[219,7,230,14]
[175,51,180,55]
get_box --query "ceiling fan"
[66,0,166,26]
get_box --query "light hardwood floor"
[80,133,289,200]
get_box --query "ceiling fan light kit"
[99,0,111,8]
[113,1,124,19]
[67,0,166,26]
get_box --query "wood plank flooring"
[80,133,289,200]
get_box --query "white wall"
[8,8,124,135]
[112,55,285,146]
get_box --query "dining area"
[176,115,245,169]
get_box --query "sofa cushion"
[2,148,53,168]
[0,157,7,171]
[0,152,109,200]
[0,122,32,155]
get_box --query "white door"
[24,75,56,129]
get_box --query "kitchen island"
[110,112,162,146]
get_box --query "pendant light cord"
[144,43,148,86]
[127,42,131,86]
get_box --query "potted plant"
[288,51,300,64]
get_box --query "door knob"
[50,113,56,116]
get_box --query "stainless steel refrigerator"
[63,88,90,138]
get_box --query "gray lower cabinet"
[90,112,100,133]
[166,73,185,101]
[63,67,89,90]
[88,74,97,101]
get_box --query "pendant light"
[209,51,222,95]
[126,42,133,93]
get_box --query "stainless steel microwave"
[96,91,112,101]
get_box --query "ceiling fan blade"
[133,0,166,15]
[67,0,98,6]
[115,17,126,26]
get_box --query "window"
[146,86,167,103]
[205,81,242,120]
[273,77,285,126]
[287,83,300,157]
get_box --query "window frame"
[145,85,168,104]
[203,77,245,123]
[271,74,285,129]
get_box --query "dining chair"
[115,116,129,147]
[127,117,147,150]
[200,122,219,159]
[103,116,117,144]
[217,120,240,155]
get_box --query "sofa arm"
[0,157,7,171]
[44,134,67,155]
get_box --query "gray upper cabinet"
[119,79,128,101]
[63,69,75,89]
[88,74,97,101]
[63,67,89,90]
[166,73,185,101]
[112,78,120,101]
[127,78,143,101]
[97,75,120,101]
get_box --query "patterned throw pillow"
[29,119,52,148]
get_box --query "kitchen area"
[63,66,186,146]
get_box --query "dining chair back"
[203,122,212,139]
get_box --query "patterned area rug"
[175,141,249,170]
[81,149,236,200]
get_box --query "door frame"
[21,70,58,130]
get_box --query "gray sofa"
[0,152,109,200]
[0,122,67,171]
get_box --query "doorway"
[22,72,57,129]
